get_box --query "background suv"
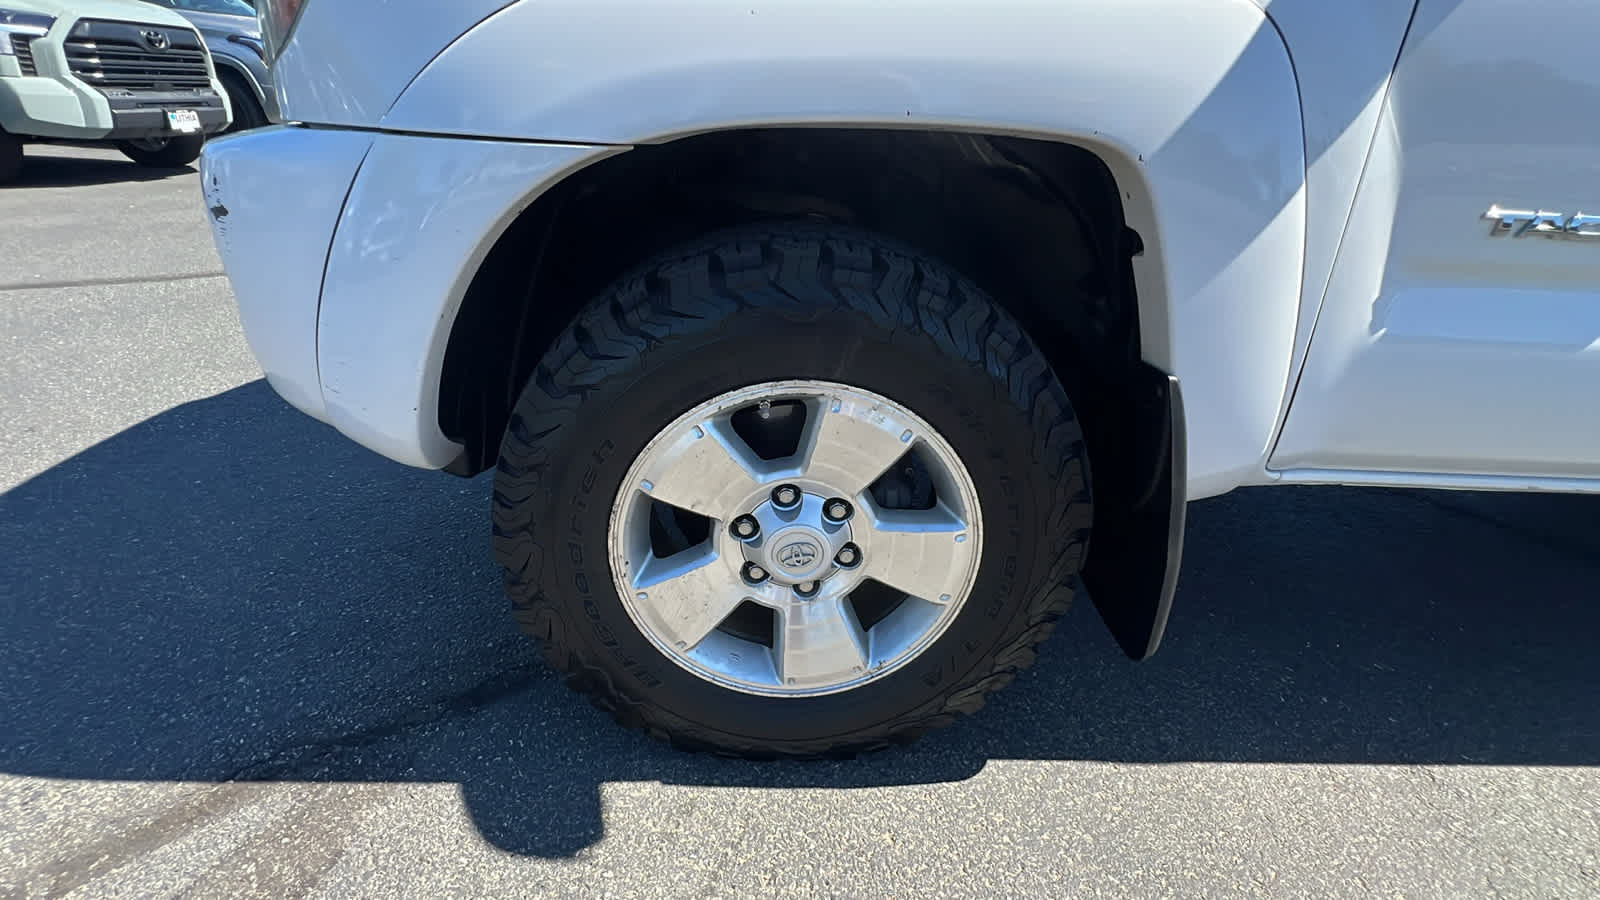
[0,0,232,181]
[140,0,273,131]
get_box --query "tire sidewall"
[526,304,1070,747]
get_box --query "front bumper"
[102,90,230,139]
[200,125,376,425]
[0,74,96,139]
[201,125,611,469]
[0,77,229,140]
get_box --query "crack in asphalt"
[0,271,227,292]
[226,662,547,782]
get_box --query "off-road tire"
[492,223,1093,758]
[116,134,205,169]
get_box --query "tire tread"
[492,223,1092,759]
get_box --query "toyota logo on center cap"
[776,541,819,570]
[143,30,170,50]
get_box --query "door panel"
[1271,0,1600,478]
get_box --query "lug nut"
[771,484,802,511]
[823,498,854,524]
[835,543,861,569]
[794,581,821,598]
[742,562,770,585]
[730,515,760,542]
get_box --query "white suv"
[203,0,1600,758]
[0,0,232,181]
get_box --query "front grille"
[65,19,212,93]
[13,36,37,75]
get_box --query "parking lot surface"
[2,145,1597,898]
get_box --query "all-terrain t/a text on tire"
[492,224,1093,758]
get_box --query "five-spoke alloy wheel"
[492,224,1093,758]
[610,380,984,697]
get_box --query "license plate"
[167,109,200,133]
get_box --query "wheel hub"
[739,492,853,588]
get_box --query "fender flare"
[209,54,264,102]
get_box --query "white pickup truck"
[202,0,1600,758]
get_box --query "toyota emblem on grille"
[776,541,820,570]
[143,30,170,50]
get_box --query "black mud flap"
[1081,368,1186,660]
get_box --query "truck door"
[1270,0,1600,483]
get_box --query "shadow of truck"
[2,380,1597,857]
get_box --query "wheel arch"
[434,124,1187,660]
[437,125,1161,456]
[209,52,265,102]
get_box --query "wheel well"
[213,62,257,100]
[441,126,1182,659]
[440,127,1148,480]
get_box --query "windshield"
[151,0,256,15]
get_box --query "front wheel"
[220,73,268,132]
[116,134,205,169]
[492,224,1093,758]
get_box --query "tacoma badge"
[1484,204,1600,239]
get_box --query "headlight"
[256,0,307,63]
[0,8,54,56]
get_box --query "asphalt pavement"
[1,144,1597,898]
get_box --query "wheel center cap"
[766,526,830,581]
[739,491,855,588]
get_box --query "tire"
[0,129,21,184]
[220,73,268,132]
[492,223,1093,758]
[116,134,205,169]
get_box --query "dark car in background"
[141,0,272,130]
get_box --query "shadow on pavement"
[8,147,193,188]
[2,381,1597,857]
